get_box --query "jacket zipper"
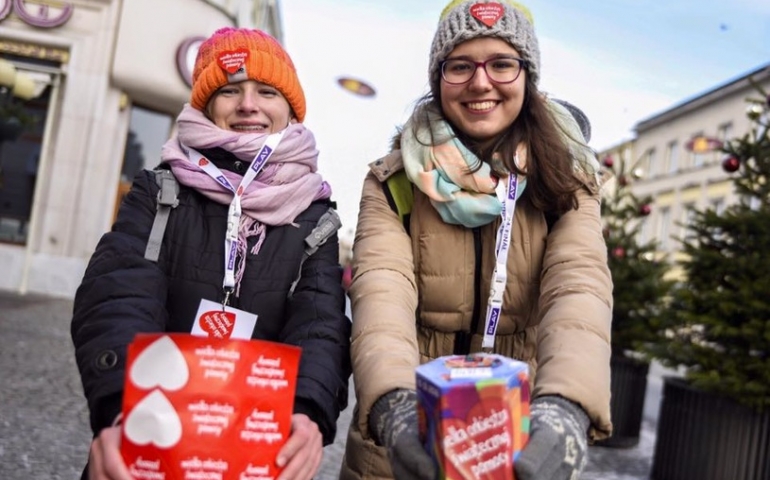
[454,227,483,355]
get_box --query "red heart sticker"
[198,310,236,339]
[217,49,249,74]
[198,158,209,167]
[470,2,504,27]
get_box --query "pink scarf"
[160,104,332,295]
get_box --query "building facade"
[0,0,281,297]
[599,63,770,267]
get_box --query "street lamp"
[685,135,722,154]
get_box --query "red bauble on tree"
[639,204,652,216]
[612,247,626,258]
[722,155,740,173]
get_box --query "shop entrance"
[0,56,53,245]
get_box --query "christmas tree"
[600,155,673,358]
[646,88,770,410]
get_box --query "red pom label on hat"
[217,49,250,74]
[470,2,504,27]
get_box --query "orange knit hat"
[190,27,306,122]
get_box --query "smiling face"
[207,80,293,133]
[439,37,527,141]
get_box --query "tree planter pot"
[651,376,770,480]
[595,354,649,448]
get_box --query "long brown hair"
[404,75,584,216]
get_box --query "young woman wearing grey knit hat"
[340,1,611,480]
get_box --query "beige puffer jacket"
[340,151,613,480]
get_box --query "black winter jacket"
[71,148,351,445]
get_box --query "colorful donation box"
[120,333,300,480]
[416,353,530,480]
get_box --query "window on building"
[120,106,173,183]
[114,105,173,220]
[718,122,733,143]
[710,197,725,215]
[657,206,671,250]
[646,148,657,177]
[667,140,679,173]
[680,202,697,241]
[621,147,631,166]
[691,131,706,167]
[638,215,651,245]
[0,60,54,245]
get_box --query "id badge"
[191,298,258,340]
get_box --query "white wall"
[111,0,234,115]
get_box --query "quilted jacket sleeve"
[70,169,169,436]
[348,162,420,439]
[534,185,614,440]
[282,203,351,445]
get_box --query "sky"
[280,0,770,237]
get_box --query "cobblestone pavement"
[0,292,653,479]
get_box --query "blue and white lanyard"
[182,131,285,304]
[482,171,520,350]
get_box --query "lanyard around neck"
[183,131,285,303]
[482,171,520,350]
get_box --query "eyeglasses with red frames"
[440,56,528,85]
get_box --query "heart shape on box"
[129,336,189,391]
[124,389,182,448]
[198,310,236,339]
[217,49,249,74]
[443,397,513,480]
[470,3,504,27]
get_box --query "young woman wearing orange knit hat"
[71,27,350,480]
[341,1,611,479]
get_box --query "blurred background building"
[0,0,281,296]
[598,63,770,275]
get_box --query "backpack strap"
[381,170,414,235]
[144,169,179,263]
[287,207,342,298]
[369,152,414,233]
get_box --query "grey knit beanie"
[429,0,540,96]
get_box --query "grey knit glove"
[514,395,590,480]
[369,389,436,480]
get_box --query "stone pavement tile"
[0,293,91,480]
[316,380,354,479]
[582,419,655,480]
